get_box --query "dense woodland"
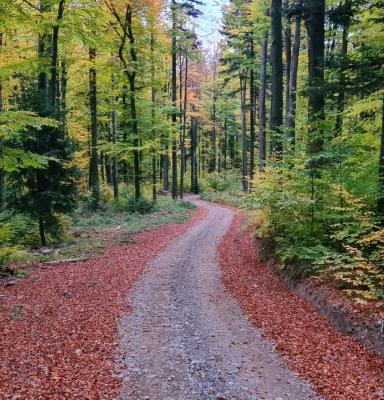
[0,0,383,300]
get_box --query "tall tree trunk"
[249,39,256,181]
[241,75,248,192]
[223,117,227,173]
[38,0,50,114]
[378,98,384,218]
[111,107,119,199]
[270,0,284,155]
[0,32,5,210]
[304,0,325,154]
[89,47,99,209]
[151,33,157,203]
[118,5,140,199]
[50,0,65,115]
[335,2,350,135]
[180,55,188,199]
[162,149,169,191]
[259,25,269,171]
[171,0,178,199]
[284,0,292,148]
[190,113,199,194]
[39,216,46,246]
[285,1,302,147]
[209,59,217,173]
[229,130,235,168]
[210,98,217,173]
[60,61,68,133]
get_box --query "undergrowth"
[201,168,384,302]
[0,189,195,270]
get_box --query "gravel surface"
[116,200,320,400]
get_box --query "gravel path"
[116,200,320,400]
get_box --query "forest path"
[116,199,320,400]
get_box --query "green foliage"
[126,195,154,214]
[249,154,384,301]
[74,194,194,231]
[200,171,241,193]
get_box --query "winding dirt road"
[116,200,320,400]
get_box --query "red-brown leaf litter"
[0,208,206,400]
[219,211,384,400]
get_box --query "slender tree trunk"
[0,32,5,210]
[229,131,235,168]
[210,98,217,173]
[60,61,68,133]
[180,55,188,199]
[209,58,217,173]
[39,217,46,246]
[241,75,248,192]
[119,5,140,199]
[285,2,302,146]
[304,0,325,154]
[162,149,169,191]
[223,117,227,173]
[171,0,178,199]
[50,0,65,115]
[249,39,256,181]
[270,0,284,155]
[151,33,157,203]
[378,98,384,218]
[259,26,269,171]
[284,0,292,148]
[111,108,119,199]
[89,47,99,208]
[190,113,199,194]
[335,8,349,135]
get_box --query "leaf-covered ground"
[0,207,206,399]
[219,211,384,400]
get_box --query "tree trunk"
[111,108,119,199]
[223,117,227,173]
[39,217,47,246]
[180,55,188,199]
[190,113,199,194]
[209,59,217,173]
[50,0,65,115]
[304,0,325,154]
[89,47,100,209]
[0,32,5,210]
[378,98,384,218]
[285,1,302,147]
[249,39,256,181]
[151,33,157,203]
[259,25,269,171]
[335,3,350,135]
[38,1,50,114]
[60,61,68,133]
[162,149,169,191]
[284,0,292,148]
[210,99,217,173]
[171,0,178,199]
[229,130,235,169]
[270,0,284,155]
[241,75,248,192]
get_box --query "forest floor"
[0,198,383,399]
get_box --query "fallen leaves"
[218,212,384,400]
[0,207,206,399]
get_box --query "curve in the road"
[115,199,320,400]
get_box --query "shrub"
[126,195,154,214]
[200,171,241,193]
[249,154,384,300]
